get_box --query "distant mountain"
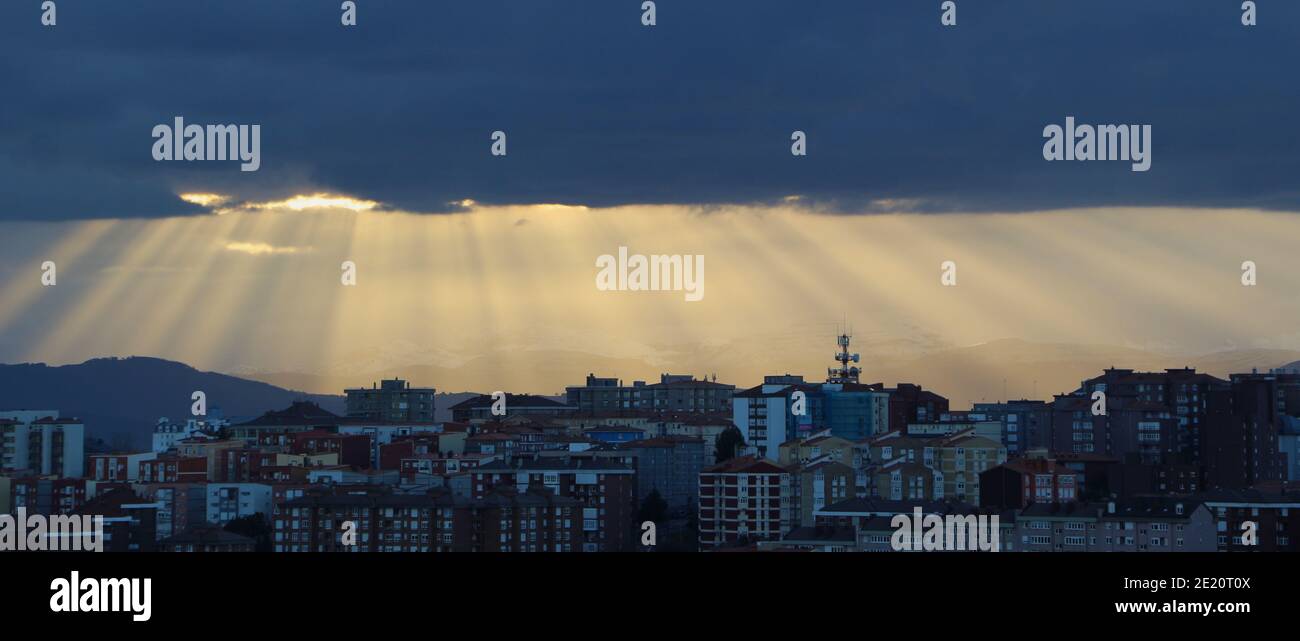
[0,357,344,450]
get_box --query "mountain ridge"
[0,357,344,450]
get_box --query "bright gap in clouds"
[180,192,380,215]
[3,202,1299,397]
[223,241,309,256]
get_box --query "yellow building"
[867,430,1006,504]
[777,431,857,468]
[789,458,860,526]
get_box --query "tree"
[636,489,669,525]
[714,426,746,463]
[108,433,134,453]
[223,513,272,552]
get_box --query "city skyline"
[3,0,1294,626]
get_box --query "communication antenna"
[827,328,860,384]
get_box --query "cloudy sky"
[2,1,1299,397]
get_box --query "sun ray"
[0,218,118,337]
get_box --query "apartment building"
[979,457,1081,509]
[0,411,85,478]
[275,484,583,553]
[1016,499,1215,552]
[470,456,636,551]
[344,378,436,422]
[698,455,794,549]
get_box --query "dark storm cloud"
[1,0,1297,220]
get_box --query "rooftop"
[236,401,341,427]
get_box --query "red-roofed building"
[698,455,794,549]
[212,447,277,482]
[289,431,370,468]
[88,452,157,482]
[134,482,206,541]
[139,455,207,484]
[8,476,93,515]
[470,456,637,552]
[399,452,496,480]
[379,434,440,470]
[979,457,1081,509]
[466,432,521,460]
